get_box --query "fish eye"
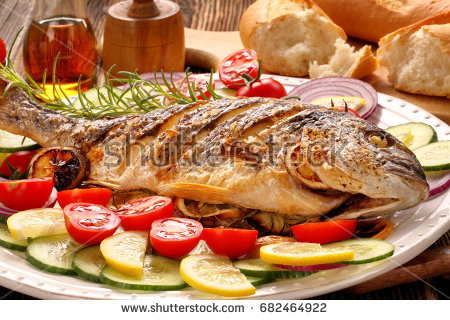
[368,133,388,148]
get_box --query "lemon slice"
[100,230,148,276]
[180,254,255,297]
[260,242,354,266]
[7,208,66,240]
[311,96,365,111]
[385,127,414,147]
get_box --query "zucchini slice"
[322,238,394,264]
[413,140,450,172]
[26,233,82,275]
[385,122,437,150]
[233,258,314,279]
[0,222,28,252]
[0,129,40,153]
[100,255,187,291]
[72,245,106,283]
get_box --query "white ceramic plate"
[0,75,449,300]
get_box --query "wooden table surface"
[0,0,449,300]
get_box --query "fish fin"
[158,183,232,203]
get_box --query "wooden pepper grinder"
[102,0,185,76]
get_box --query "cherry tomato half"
[150,217,203,259]
[290,220,357,244]
[57,188,112,208]
[0,38,6,65]
[334,106,360,117]
[219,49,259,89]
[0,177,53,211]
[173,74,214,100]
[202,227,258,259]
[63,203,120,246]
[235,78,287,99]
[0,150,36,178]
[115,196,174,231]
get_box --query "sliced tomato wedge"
[150,217,203,259]
[173,74,214,100]
[290,220,357,244]
[0,177,53,211]
[115,196,174,231]
[63,203,120,246]
[57,188,112,208]
[219,49,259,89]
[202,227,258,259]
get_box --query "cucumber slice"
[385,122,437,150]
[100,255,187,291]
[72,245,106,283]
[0,129,40,153]
[233,259,313,279]
[413,141,450,171]
[0,222,28,251]
[322,238,394,264]
[246,275,273,287]
[26,233,82,275]
[71,86,124,110]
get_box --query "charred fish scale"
[0,78,428,221]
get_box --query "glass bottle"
[23,0,98,97]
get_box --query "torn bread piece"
[308,38,379,79]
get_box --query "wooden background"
[0,0,449,300]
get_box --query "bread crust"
[312,0,450,43]
[377,12,450,97]
[239,0,346,49]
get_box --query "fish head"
[283,107,429,219]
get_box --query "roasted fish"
[0,78,428,226]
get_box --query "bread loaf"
[377,12,450,97]
[312,0,450,43]
[309,39,379,79]
[239,0,347,77]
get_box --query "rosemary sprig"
[0,29,220,119]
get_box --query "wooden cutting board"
[184,28,450,125]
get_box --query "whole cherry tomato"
[0,38,6,65]
[0,150,36,179]
[235,78,287,99]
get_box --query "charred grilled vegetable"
[28,147,87,191]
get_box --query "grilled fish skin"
[0,78,428,219]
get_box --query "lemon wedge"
[7,208,66,240]
[180,254,255,297]
[260,242,354,266]
[385,127,414,147]
[311,96,365,111]
[100,230,148,276]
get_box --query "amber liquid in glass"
[23,16,98,97]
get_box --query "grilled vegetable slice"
[233,258,314,279]
[322,238,394,264]
[0,222,28,251]
[72,245,106,283]
[385,122,437,150]
[26,233,81,275]
[180,254,255,297]
[100,255,187,291]
[28,147,87,191]
[413,140,450,171]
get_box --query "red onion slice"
[287,77,378,120]
[275,263,347,271]
[138,72,187,85]
[427,171,450,198]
